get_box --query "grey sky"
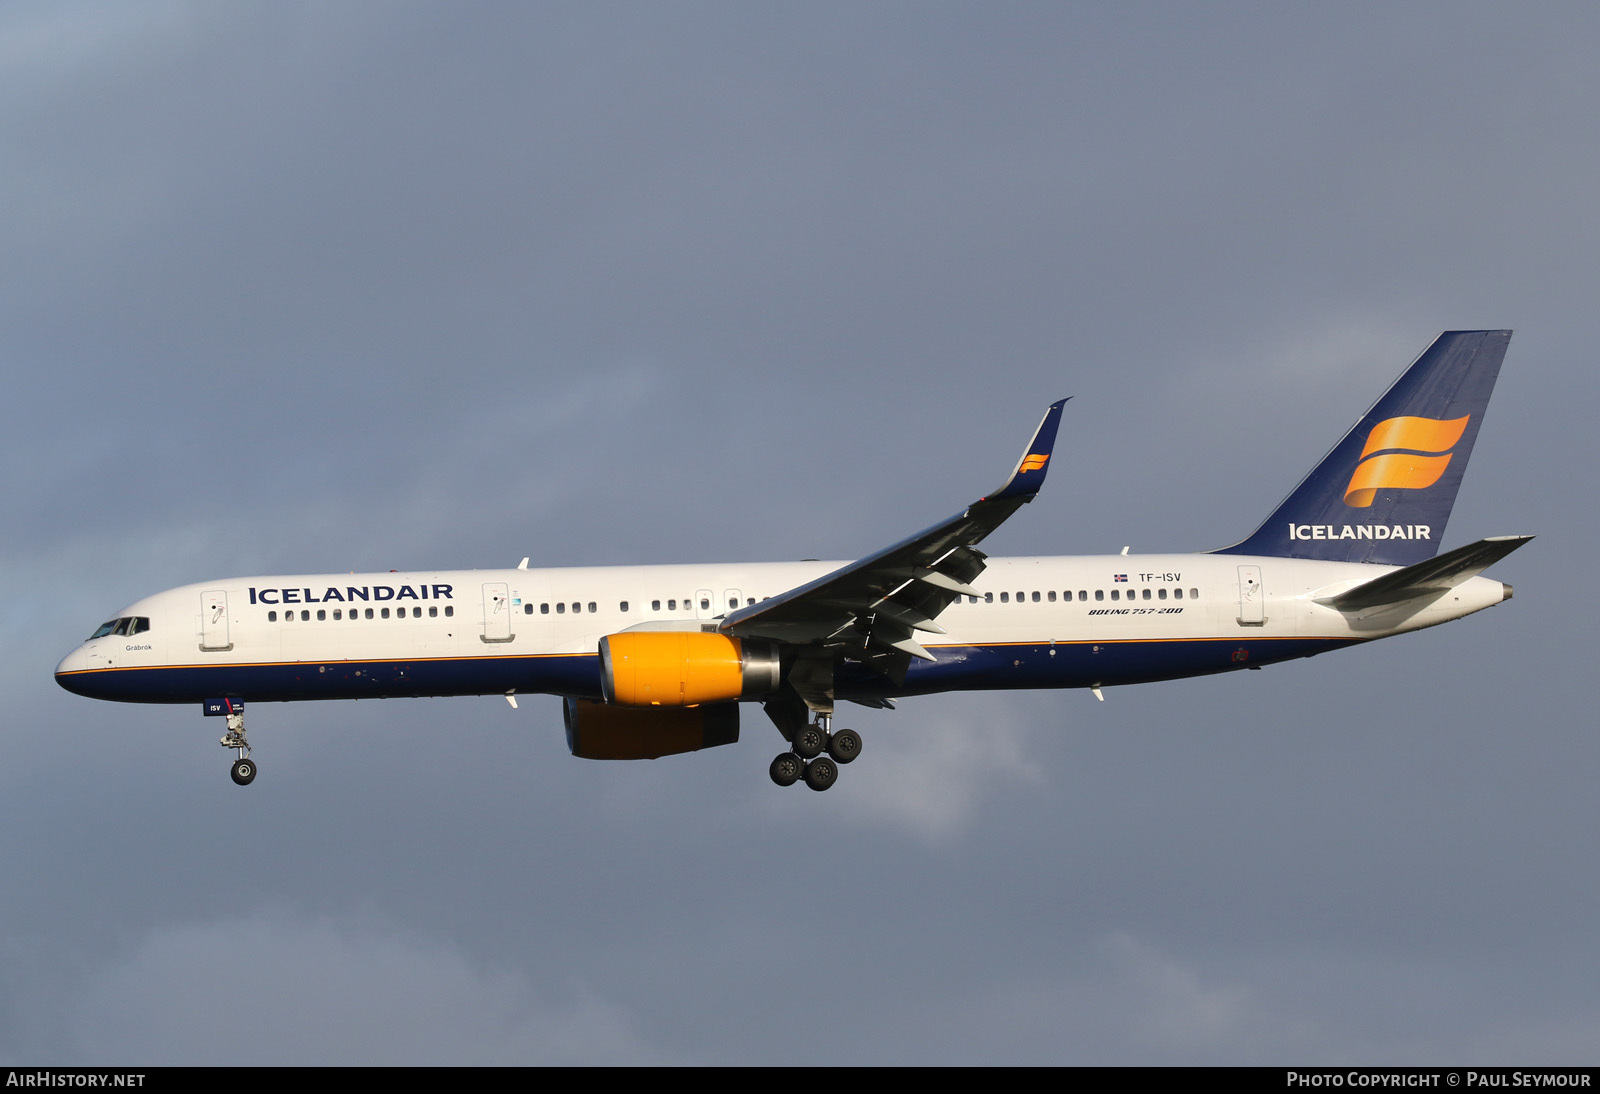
[2,2,1596,1063]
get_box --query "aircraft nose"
[54,647,87,690]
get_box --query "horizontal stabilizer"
[1317,535,1533,611]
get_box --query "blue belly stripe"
[56,636,1360,706]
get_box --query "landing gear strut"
[768,712,863,792]
[219,709,257,786]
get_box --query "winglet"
[986,398,1069,502]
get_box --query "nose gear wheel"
[218,709,258,786]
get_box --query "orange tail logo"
[1343,415,1469,507]
[1018,454,1050,473]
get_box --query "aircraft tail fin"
[1215,330,1511,566]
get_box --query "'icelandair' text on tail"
[1288,524,1431,542]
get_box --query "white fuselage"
[54,553,1511,706]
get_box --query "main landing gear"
[220,708,256,786]
[769,713,861,792]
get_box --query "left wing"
[719,399,1067,684]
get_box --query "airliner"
[55,330,1529,791]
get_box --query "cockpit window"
[90,616,151,640]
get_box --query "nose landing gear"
[218,706,257,787]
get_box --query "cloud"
[74,913,669,1065]
[816,694,1042,840]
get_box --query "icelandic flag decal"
[1113,574,1127,582]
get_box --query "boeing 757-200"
[56,331,1529,791]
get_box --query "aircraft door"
[481,582,514,643]
[200,590,232,651]
[694,589,716,621]
[1236,566,1265,626]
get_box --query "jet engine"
[563,697,739,760]
[598,632,782,707]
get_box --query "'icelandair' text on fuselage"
[248,584,454,605]
[1288,524,1431,541]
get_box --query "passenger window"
[444,606,453,617]
[620,601,629,612]
[1000,592,1009,603]
[317,609,326,620]
[667,599,676,611]
[588,602,597,614]
[333,609,342,620]
[429,606,437,617]
[524,603,532,614]
[365,608,374,619]
[747,598,756,606]
[1190,588,1198,599]
[572,602,581,614]
[541,603,550,614]
[1110,590,1119,601]
[268,611,277,622]
[1158,588,1167,600]
[1094,590,1103,601]
[1079,590,1088,601]
[1174,589,1183,600]
[1047,591,1056,602]
[557,603,565,614]
[381,608,390,619]
[1032,591,1040,602]
[652,600,661,611]
[1142,589,1151,600]
[700,598,710,611]
[984,592,993,603]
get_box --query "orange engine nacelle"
[599,631,782,707]
[564,697,739,760]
